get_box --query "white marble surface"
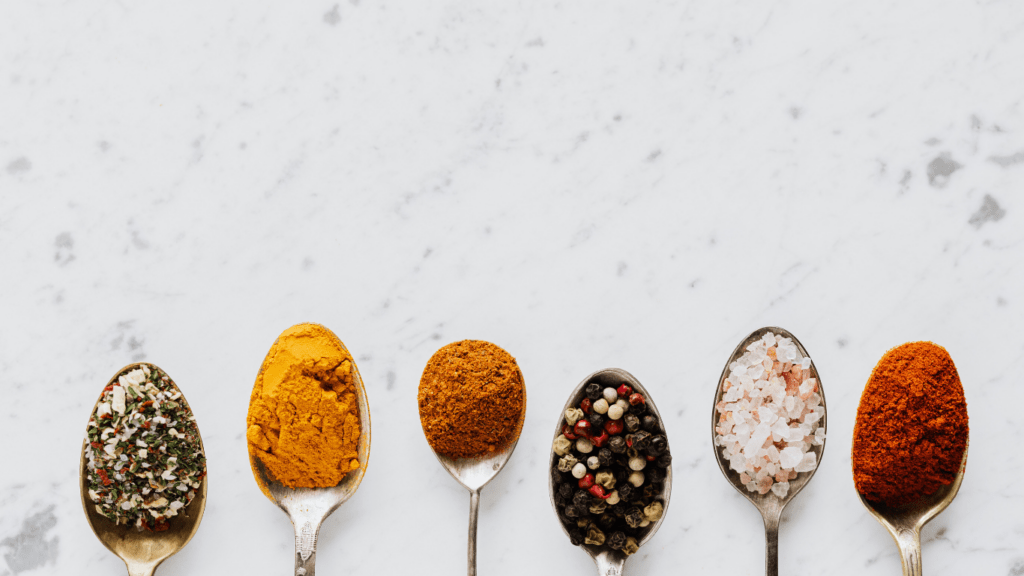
[2,1,1023,575]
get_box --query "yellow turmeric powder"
[246,323,362,489]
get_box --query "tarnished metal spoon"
[712,327,827,576]
[857,440,968,575]
[80,363,207,576]
[248,331,372,576]
[549,368,673,576]
[423,387,526,576]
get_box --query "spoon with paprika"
[80,363,207,576]
[548,368,673,576]
[852,341,969,576]
[711,326,828,576]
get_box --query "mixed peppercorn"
[83,365,206,531]
[551,381,671,556]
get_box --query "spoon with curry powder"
[80,363,207,576]
[246,323,372,576]
[852,342,969,576]
[711,327,828,576]
[418,340,527,576]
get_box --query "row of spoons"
[79,326,967,576]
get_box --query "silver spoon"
[248,332,372,576]
[424,389,526,576]
[712,327,827,576]
[80,363,207,576]
[857,440,968,575]
[549,368,673,576]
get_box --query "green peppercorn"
[624,413,641,433]
[607,531,627,550]
[624,506,644,528]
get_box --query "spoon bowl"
[711,327,827,576]
[549,368,673,576]
[857,442,968,576]
[248,332,372,576]
[80,363,207,576]
[424,385,526,576]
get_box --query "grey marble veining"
[1,2,1023,575]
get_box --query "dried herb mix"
[83,364,206,531]
[551,380,671,556]
[418,340,526,459]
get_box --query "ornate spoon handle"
[468,488,481,576]
[292,516,323,576]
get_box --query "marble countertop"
[2,2,1022,575]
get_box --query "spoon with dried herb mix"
[246,323,371,576]
[418,340,527,576]
[80,363,207,576]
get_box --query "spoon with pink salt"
[711,326,828,576]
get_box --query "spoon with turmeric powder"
[246,323,372,576]
[418,340,527,576]
[711,326,828,576]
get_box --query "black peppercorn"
[618,483,633,501]
[647,466,663,483]
[632,430,652,450]
[609,436,627,454]
[573,490,591,507]
[565,504,581,518]
[588,412,606,428]
[598,513,616,529]
[551,467,562,485]
[647,435,668,456]
[613,468,627,483]
[656,453,672,468]
[558,483,573,500]
[624,506,644,528]
[626,446,639,459]
[585,383,602,401]
[641,414,658,432]
[607,531,627,550]
[598,448,613,467]
[623,413,640,433]
[642,484,658,499]
[569,528,585,546]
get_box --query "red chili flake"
[151,520,170,532]
[591,431,609,448]
[141,421,151,430]
[646,455,657,461]
[103,385,114,392]
[119,467,129,474]
[628,393,645,407]
[562,424,577,440]
[90,442,103,449]
[573,420,592,437]
[625,437,634,447]
[97,469,112,486]
[100,414,113,420]
[588,484,610,499]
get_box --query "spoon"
[549,368,673,576]
[857,440,968,575]
[248,334,372,576]
[711,327,827,576]
[80,363,207,576]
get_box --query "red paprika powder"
[852,342,968,507]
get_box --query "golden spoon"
[247,330,371,576]
[80,363,207,576]
[549,368,673,576]
[857,441,968,575]
[711,327,827,576]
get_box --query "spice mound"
[83,364,206,531]
[853,341,968,508]
[551,380,671,556]
[714,332,825,498]
[246,323,362,489]
[418,340,525,459]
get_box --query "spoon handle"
[468,488,481,576]
[125,560,157,576]
[291,517,322,576]
[763,510,781,576]
[894,528,923,576]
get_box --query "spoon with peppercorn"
[80,363,208,576]
[711,327,828,576]
[548,368,673,576]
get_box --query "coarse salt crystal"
[771,481,790,498]
[795,452,817,473]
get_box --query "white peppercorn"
[603,388,618,403]
[607,405,624,420]
[576,438,594,454]
[628,471,645,487]
[572,462,587,479]
[593,398,609,414]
